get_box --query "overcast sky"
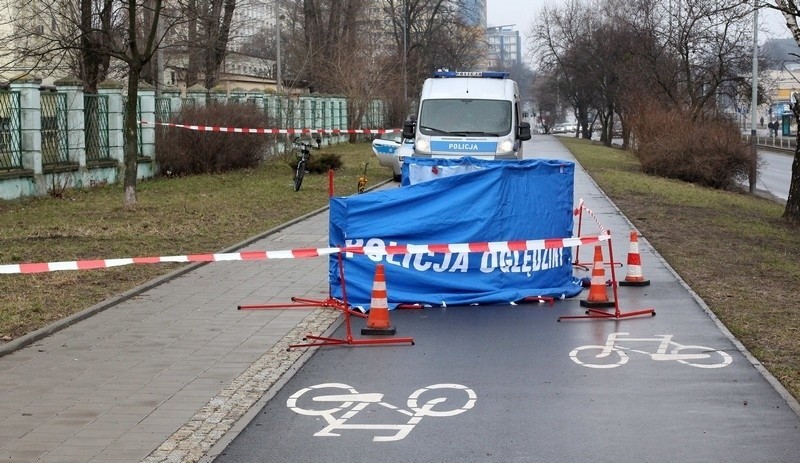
[486,0,794,61]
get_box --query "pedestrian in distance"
[768,121,774,136]
[760,116,764,127]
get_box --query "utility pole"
[749,0,759,194]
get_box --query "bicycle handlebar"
[293,137,322,150]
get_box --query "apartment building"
[486,24,521,69]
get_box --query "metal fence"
[155,97,171,122]
[742,134,797,152]
[40,92,69,166]
[0,90,21,170]
[0,83,389,200]
[84,94,110,161]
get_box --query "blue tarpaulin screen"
[401,156,524,186]
[329,159,581,309]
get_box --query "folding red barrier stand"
[237,168,366,319]
[559,230,656,322]
[238,297,367,319]
[238,163,413,348]
[239,252,414,349]
[287,253,414,349]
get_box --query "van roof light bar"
[433,70,509,79]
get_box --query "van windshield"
[419,99,512,136]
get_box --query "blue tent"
[329,159,581,309]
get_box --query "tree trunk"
[776,3,800,223]
[123,70,142,208]
[577,104,591,139]
[80,0,110,93]
[187,0,199,87]
[783,111,800,223]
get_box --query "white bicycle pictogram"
[570,332,733,369]
[287,383,476,442]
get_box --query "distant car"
[552,123,577,135]
[371,133,414,182]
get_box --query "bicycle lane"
[210,136,800,462]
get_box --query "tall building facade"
[486,25,521,69]
[459,0,487,27]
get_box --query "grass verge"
[0,140,390,342]
[561,137,800,401]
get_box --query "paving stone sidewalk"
[0,208,346,463]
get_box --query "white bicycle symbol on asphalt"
[287,383,476,442]
[570,332,733,369]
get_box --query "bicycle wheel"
[293,160,306,191]
[287,383,358,416]
[672,346,732,368]
[569,345,628,368]
[407,384,476,417]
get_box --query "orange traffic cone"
[580,245,616,308]
[361,264,397,335]
[619,231,651,287]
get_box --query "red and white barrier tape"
[0,234,609,275]
[575,198,606,235]
[140,121,399,135]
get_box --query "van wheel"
[393,174,401,182]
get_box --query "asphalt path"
[757,150,793,202]
[213,303,800,462]
[210,136,800,462]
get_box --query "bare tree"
[384,0,483,96]
[274,0,483,127]
[179,0,237,89]
[239,26,278,62]
[1,0,113,92]
[625,0,754,120]
[531,72,564,134]
[532,0,625,145]
[116,1,174,206]
[1,1,184,207]
[532,0,756,147]
[770,0,800,223]
[282,0,366,94]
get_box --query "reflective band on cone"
[580,245,616,308]
[619,231,650,287]
[362,264,397,335]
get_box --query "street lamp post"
[749,0,759,194]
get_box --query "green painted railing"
[0,90,21,170]
[84,94,110,161]
[40,92,69,166]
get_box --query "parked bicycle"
[292,137,321,192]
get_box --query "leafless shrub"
[630,101,751,190]
[155,103,275,176]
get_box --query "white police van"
[402,70,531,160]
